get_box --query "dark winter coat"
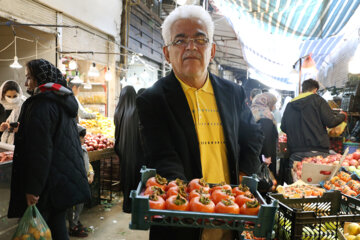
[281,93,345,154]
[257,118,278,175]
[8,90,91,218]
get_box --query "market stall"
[0,142,14,220]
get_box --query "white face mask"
[5,96,20,104]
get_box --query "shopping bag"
[12,205,52,240]
[256,162,273,192]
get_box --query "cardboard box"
[301,162,337,184]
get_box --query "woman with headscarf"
[0,80,26,144]
[251,92,278,177]
[114,85,144,213]
[8,59,90,240]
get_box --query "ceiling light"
[88,62,99,77]
[10,37,22,69]
[69,60,77,70]
[10,56,22,69]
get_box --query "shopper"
[68,78,96,119]
[114,85,144,213]
[8,59,91,240]
[136,5,263,240]
[0,80,25,143]
[249,88,262,105]
[281,79,346,181]
[67,124,94,238]
[251,93,278,177]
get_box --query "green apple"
[349,166,357,172]
[357,165,360,170]
[355,169,360,176]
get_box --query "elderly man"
[136,5,263,240]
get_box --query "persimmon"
[146,174,167,190]
[232,184,250,196]
[189,187,210,200]
[211,189,235,205]
[210,182,232,194]
[189,196,215,213]
[240,199,260,215]
[165,194,189,211]
[235,192,254,208]
[166,178,185,191]
[166,185,188,199]
[215,199,240,214]
[148,194,165,210]
[144,186,166,199]
[188,178,210,193]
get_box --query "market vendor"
[68,78,96,119]
[281,79,346,181]
[136,5,263,240]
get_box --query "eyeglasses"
[167,37,210,47]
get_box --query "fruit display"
[80,111,115,139]
[279,134,287,143]
[84,133,114,152]
[276,183,325,198]
[0,151,13,163]
[342,222,360,240]
[344,150,360,176]
[78,94,106,104]
[293,154,342,179]
[141,175,262,215]
[323,171,360,197]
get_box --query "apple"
[349,166,357,172]
[353,151,360,160]
[350,159,359,167]
[342,162,350,167]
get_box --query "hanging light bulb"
[69,59,77,70]
[105,67,112,81]
[10,37,22,69]
[71,71,83,84]
[88,62,99,77]
[10,56,22,69]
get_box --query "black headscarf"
[26,59,67,87]
[114,85,144,213]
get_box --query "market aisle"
[69,202,149,240]
[0,201,149,240]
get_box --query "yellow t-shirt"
[177,75,230,184]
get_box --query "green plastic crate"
[129,166,278,239]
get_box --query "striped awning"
[210,0,360,89]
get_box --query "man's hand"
[264,157,272,166]
[0,122,9,132]
[340,111,347,122]
[26,194,39,206]
[88,174,94,184]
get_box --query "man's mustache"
[182,52,201,60]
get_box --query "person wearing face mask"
[0,80,26,144]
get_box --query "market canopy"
[210,0,360,90]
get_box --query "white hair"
[161,5,214,46]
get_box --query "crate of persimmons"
[129,166,278,240]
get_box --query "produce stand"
[87,147,119,205]
[129,167,279,240]
[0,142,14,220]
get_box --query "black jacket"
[137,71,263,184]
[258,118,278,175]
[8,90,91,218]
[281,93,345,154]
